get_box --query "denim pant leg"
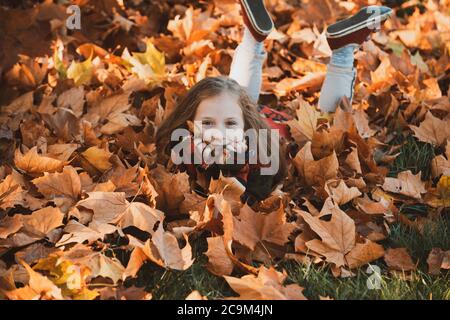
[318,64,357,112]
[229,37,267,104]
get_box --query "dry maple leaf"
[384,248,416,271]
[426,248,450,275]
[0,174,27,210]
[355,196,390,215]
[32,166,81,211]
[80,146,113,172]
[0,215,23,239]
[205,236,234,276]
[76,192,128,224]
[296,208,355,268]
[294,141,339,186]
[57,87,85,118]
[345,240,385,269]
[4,261,63,300]
[14,147,66,174]
[142,222,194,271]
[431,141,450,178]
[232,205,296,251]
[224,266,306,300]
[22,206,64,238]
[118,202,164,235]
[150,166,190,212]
[57,220,117,246]
[325,180,362,205]
[167,6,220,44]
[287,98,321,142]
[382,170,426,199]
[88,253,126,284]
[410,111,450,146]
[185,290,207,300]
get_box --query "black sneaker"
[326,6,393,50]
[239,0,275,42]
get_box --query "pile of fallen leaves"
[0,0,449,300]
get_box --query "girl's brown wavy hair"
[155,75,287,188]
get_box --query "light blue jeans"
[229,27,356,112]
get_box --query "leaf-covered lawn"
[0,0,449,300]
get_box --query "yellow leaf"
[81,146,112,172]
[67,54,94,86]
[122,40,166,83]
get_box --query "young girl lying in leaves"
[156,1,392,205]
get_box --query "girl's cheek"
[225,128,245,143]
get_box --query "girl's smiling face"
[193,91,245,145]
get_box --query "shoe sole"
[240,0,274,36]
[327,7,393,38]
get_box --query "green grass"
[388,135,435,180]
[123,135,449,300]
[126,215,449,300]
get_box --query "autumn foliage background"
[0,0,449,300]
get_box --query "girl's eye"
[226,120,237,126]
[202,120,214,126]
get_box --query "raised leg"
[318,44,358,112]
[229,26,267,104]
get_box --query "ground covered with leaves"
[0,0,449,300]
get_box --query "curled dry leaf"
[142,222,194,271]
[80,146,113,172]
[426,248,449,275]
[32,166,81,211]
[22,207,64,237]
[0,215,23,239]
[4,261,63,300]
[382,170,426,199]
[205,236,234,276]
[185,290,207,300]
[326,180,362,205]
[224,266,306,300]
[410,112,450,146]
[384,248,416,271]
[287,98,320,142]
[15,147,66,174]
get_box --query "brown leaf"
[123,246,148,280]
[5,262,63,300]
[77,192,128,224]
[88,253,125,284]
[287,98,320,142]
[345,240,385,269]
[118,202,164,235]
[382,170,426,199]
[384,248,416,271]
[410,112,450,146]
[15,147,66,174]
[0,215,23,239]
[57,87,85,118]
[143,223,194,271]
[22,207,64,237]
[224,266,306,300]
[355,196,389,215]
[426,248,445,275]
[326,180,362,205]
[32,166,81,211]
[296,206,355,267]
[185,290,207,300]
[233,205,296,251]
[80,146,113,172]
[57,220,117,246]
[205,236,234,276]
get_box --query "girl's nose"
[203,128,225,145]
